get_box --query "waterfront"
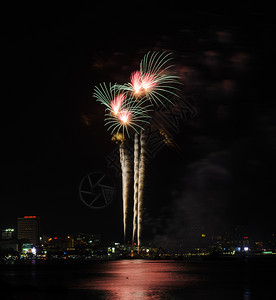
[1,257,275,299]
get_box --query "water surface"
[1,258,275,299]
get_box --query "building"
[0,239,18,252]
[47,236,75,252]
[17,216,40,246]
[1,228,15,240]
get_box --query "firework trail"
[137,130,146,250]
[119,143,126,240]
[124,143,132,242]
[132,132,139,245]
[119,142,131,242]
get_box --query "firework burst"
[93,51,183,248]
[116,51,180,106]
[93,82,152,138]
[111,93,125,116]
[130,70,157,95]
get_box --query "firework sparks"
[130,70,157,95]
[118,109,131,124]
[117,51,180,107]
[130,71,143,94]
[93,82,117,109]
[139,51,180,106]
[93,82,152,138]
[141,72,157,91]
[105,97,152,138]
[111,94,125,115]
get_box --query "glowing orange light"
[244,237,248,239]
[24,216,37,219]
[54,237,57,240]
[118,110,131,124]
[111,94,125,115]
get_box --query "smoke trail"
[119,143,128,242]
[124,144,132,243]
[137,131,146,250]
[132,132,140,245]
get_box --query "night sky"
[1,5,275,244]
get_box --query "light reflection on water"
[72,260,199,299]
[2,258,275,299]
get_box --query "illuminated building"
[74,233,101,246]
[1,228,15,240]
[242,236,250,251]
[17,216,40,246]
[48,236,75,251]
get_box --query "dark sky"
[1,5,275,243]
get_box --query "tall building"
[17,216,40,246]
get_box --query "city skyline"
[1,214,274,246]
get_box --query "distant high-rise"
[17,216,40,246]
